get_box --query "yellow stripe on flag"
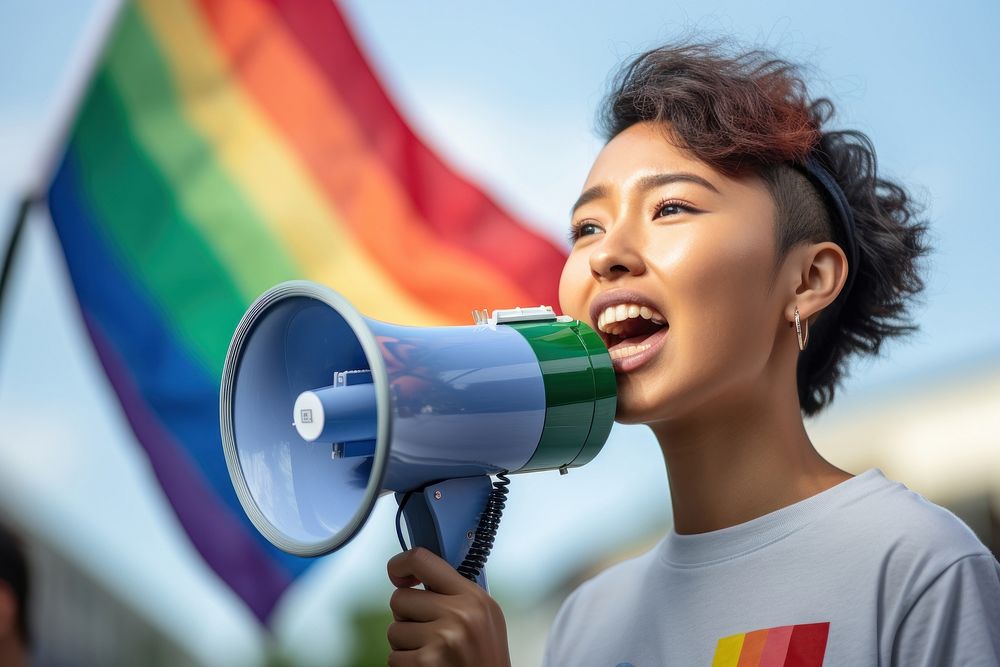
[138,0,447,325]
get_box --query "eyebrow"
[570,172,720,217]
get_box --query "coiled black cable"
[457,473,510,582]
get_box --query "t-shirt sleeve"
[891,553,1000,667]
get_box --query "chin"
[612,382,668,425]
[615,404,669,427]
[612,373,704,427]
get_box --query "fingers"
[387,648,433,667]
[387,619,433,651]
[385,549,511,666]
[387,547,477,595]
[389,587,446,623]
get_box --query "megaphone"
[220,281,616,587]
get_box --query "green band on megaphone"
[566,323,617,468]
[507,320,617,472]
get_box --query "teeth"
[609,342,653,360]
[597,302,666,334]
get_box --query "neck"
[649,362,851,535]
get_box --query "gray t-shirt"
[544,468,1000,666]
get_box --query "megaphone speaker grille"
[220,282,392,557]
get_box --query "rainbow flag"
[46,0,565,621]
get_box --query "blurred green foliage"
[344,606,394,666]
[263,605,394,667]
[345,605,392,667]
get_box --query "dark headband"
[800,156,859,304]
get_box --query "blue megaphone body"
[220,281,616,587]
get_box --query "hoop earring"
[793,306,810,351]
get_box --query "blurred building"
[809,352,1000,558]
[0,512,201,667]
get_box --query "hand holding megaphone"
[387,547,511,666]
[220,280,616,589]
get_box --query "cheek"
[693,240,769,321]
[661,220,770,303]
[618,231,776,423]
[655,226,776,371]
[558,252,591,319]
[716,234,773,317]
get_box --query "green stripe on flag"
[104,6,299,301]
[72,71,249,373]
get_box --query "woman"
[385,41,1000,666]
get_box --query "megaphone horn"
[220,281,616,587]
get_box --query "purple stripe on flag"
[84,313,294,621]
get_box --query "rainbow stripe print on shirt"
[711,622,830,666]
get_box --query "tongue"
[618,333,654,347]
[610,324,667,351]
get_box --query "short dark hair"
[0,522,30,646]
[598,40,931,416]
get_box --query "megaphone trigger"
[394,474,501,589]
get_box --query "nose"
[588,224,646,280]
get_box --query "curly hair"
[598,40,931,416]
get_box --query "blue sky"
[1,1,998,664]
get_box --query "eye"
[654,199,697,219]
[568,221,604,243]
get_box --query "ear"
[784,241,849,323]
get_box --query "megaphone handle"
[395,475,495,591]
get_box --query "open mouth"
[595,303,669,372]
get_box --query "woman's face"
[559,121,789,425]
